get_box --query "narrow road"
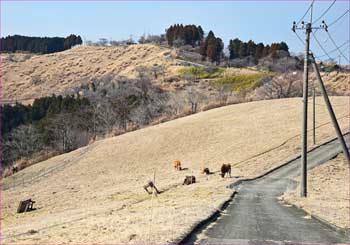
[184,135,350,244]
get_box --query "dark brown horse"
[221,164,231,178]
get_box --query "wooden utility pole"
[312,85,316,145]
[310,54,350,164]
[300,23,311,197]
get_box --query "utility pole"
[293,21,312,197]
[310,53,350,164]
[292,13,327,197]
[312,84,316,145]
[300,23,311,197]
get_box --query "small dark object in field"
[221,164,231,178]
[27,229,38,234]
[183,176,196,185]
[202,168,210,175]
[17,199,36,213]
[143,181,160,194]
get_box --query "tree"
[3,125,43,166]
[201,31,215,61]
[187,87,200,113]
[206,33,217,63]
[166,24,204,47]
[247,40,256,57]
[228,38,242,59]
[238,42,247,58]
[215,38,224,64]
[256,73,302,99]
[1,34,82,54]
[255,43,264,60]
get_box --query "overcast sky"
[1,1,349,63]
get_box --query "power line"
[312,32,333,61]
[294,31,306,46]
[328,9,350,27]
[297,0,315,25]
[315,40,350,59]
[312,0,337,24]
[326,31,350,63]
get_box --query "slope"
[1,97,349,244]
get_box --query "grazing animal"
[221,164,231,178]
[173,160,182,171]
[201,168,210,175]
[183,176,196,185]
[12,166,18,174]
[143,181,160,194]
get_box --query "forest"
[165,24,290,64]
[0,34,82,54]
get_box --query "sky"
[1,1,349,63]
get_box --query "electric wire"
[312,32,334,61]
[326,31,350,63]
[328,9,350,27]
[315,40,350,59]
[312,0,337,24]
[297,0,315,25]
[294,31,306,46]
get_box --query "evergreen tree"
[0,34,82,54]
[228,38,242,59]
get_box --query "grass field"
[2,96,349,244]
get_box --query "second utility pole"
[301,23,312,197]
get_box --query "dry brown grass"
[1,45,179,103]
[1,97,349,244]
[281,154,350,229]
[2,45,348,105]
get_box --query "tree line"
[165,24,290,64]
[0,34,82,54]
[1,95,91,166]
[228,38,289,60]
[1,71,170,169]
[166,24,204,47]
[1,95,89,136]
[200,31,224,64]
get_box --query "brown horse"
[173,160,182,171]
[201,168,210,175]
[221,164,231,178]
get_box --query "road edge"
[177,133,349,244]
[172,190,238,244]
[280,199,350,237]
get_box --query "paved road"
[184,135,350,244]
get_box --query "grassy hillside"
[2,44,349,106]
[2,97,349,244]
[1,44,177,103]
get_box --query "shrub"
[212,73,269,93]
[178,66,224,79]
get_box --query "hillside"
[2,97,349,244]
[2,44,349,105]
[282,154,349,229]
[1,44,176,104]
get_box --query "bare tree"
[218,85,232,105]
[95,101,118,134]
[3,125,43,165]
[135,66,150,81]
[150,65,165,80]
[256,73,302,99]
[187,87,199,113]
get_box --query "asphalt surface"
[184,135,350,244]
